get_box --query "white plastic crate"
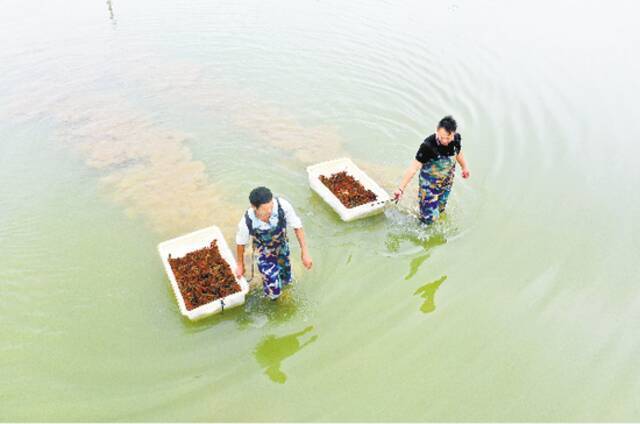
[157,225,249,321]
[307,157,391,222]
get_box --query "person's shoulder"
[418,134,436,151]
[238,210,251,227]
[424,133,436,144]
[278,197,302,226]
[277,197,295,210]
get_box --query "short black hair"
[249,186,273,207]
[438,115,457,133]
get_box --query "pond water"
[1,0,640,420]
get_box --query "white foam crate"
[157,225,249,321]
[307,157,391,222]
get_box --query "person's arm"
[235,244,245,278]
[294,227,312,270]
[235,216,250,278]
[393,159,422,200]
[279,198,313,270]
[455,151,470,178]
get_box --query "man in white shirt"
[236,186,313,300]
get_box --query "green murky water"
[2,0,640,420]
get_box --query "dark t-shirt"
[415,133,462,163]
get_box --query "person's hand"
[301,252,313,270]
[236,263,244,278]
[462,168,470,179]
[393,188,404,201]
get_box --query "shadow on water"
[405,253,431,281]
[254,326,318,384]
[404,232,447,280]
[414,275,447,314]
[383,203,454,279]
[386,229,447,279]
[383,209,450,313]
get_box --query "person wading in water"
[235,186,313,300]
[394,116,470,224]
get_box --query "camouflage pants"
[418,157,455,224]
[256,242,292,299]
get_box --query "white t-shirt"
[235,197,303,245]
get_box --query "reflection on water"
[254,326,318,384]
[414,275,447,314]
[404,253,430,281]
[403,232,447,279]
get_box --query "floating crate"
[157,225,249,321]
[307,157,391,222]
